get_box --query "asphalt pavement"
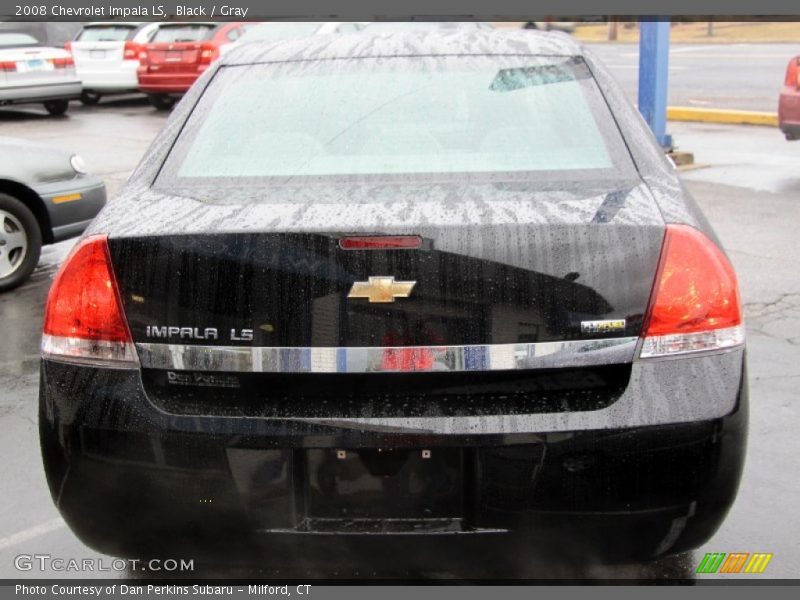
[0,95,798,579]
[586,42,795,112]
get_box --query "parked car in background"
[68,22,160,105]
[137,22,248,110]
[523,20,577,33]
[222,21,364,54]
[0,137,105,291]
[0,32,81,115]
[778,55,800,140]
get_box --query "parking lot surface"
[587,42,794,112]
[0,98,798,579]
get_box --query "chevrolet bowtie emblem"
[347,276,417,303]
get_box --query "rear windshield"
[0,32,39,48]
[76,26,136,42]
[158,55,636,189]
[151,25,214,43]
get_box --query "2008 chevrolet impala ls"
[39,30,746,568]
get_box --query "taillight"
[50,56,74,69]
[640,224,744,358]
[123,41,140,60]
[138,49,149,65]
[0,61,16,72]
[42,235,138,367]
[198,42,219,65]
[785,57,800,89]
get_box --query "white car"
[0,31,81,115]
[67,22,161,105]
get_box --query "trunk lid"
[105,180,663,417]
[70,40,125,67]
[144,43,202,70]
[107,181,664,350]
[0,46,75,86]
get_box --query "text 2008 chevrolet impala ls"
[39,30,746,568]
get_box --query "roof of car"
[221,29,583,66]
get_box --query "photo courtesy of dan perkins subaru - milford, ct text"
[15,585,311,596]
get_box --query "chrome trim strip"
[135,337,639,374]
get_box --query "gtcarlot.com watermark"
[14,553,194,573]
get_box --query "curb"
[667,107,778,127]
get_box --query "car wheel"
[43,100,69,116]
[0,194,42,293]
[79,91,102,106]
[148,94,176,111]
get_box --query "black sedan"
[0,137,106,291]
[39,30,747,569]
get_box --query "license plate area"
[306,448,463,520]
[17,59,51,73]
[227,445,539,535]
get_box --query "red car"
[779,55,800,140]
[137,22,247,110]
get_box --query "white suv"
[68,22,160,105]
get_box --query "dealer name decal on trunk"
[580,319,626,334]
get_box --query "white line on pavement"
[0,518,66,551]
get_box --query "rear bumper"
[137,71,198,94]
[40,354,748,563]
[779,86,800,139]
[0,80,82,104]
[76,63,140,93]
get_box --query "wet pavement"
[0,99,798,580]
[586,42,793,112]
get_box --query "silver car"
[0,31,82,115]
[0,137,106,291]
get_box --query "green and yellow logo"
[697,552,773,574]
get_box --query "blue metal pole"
[638,19,672,149]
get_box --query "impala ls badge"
[348,276,416,303]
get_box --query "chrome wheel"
[0,209,28,279]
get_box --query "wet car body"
[40,31,747,567]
